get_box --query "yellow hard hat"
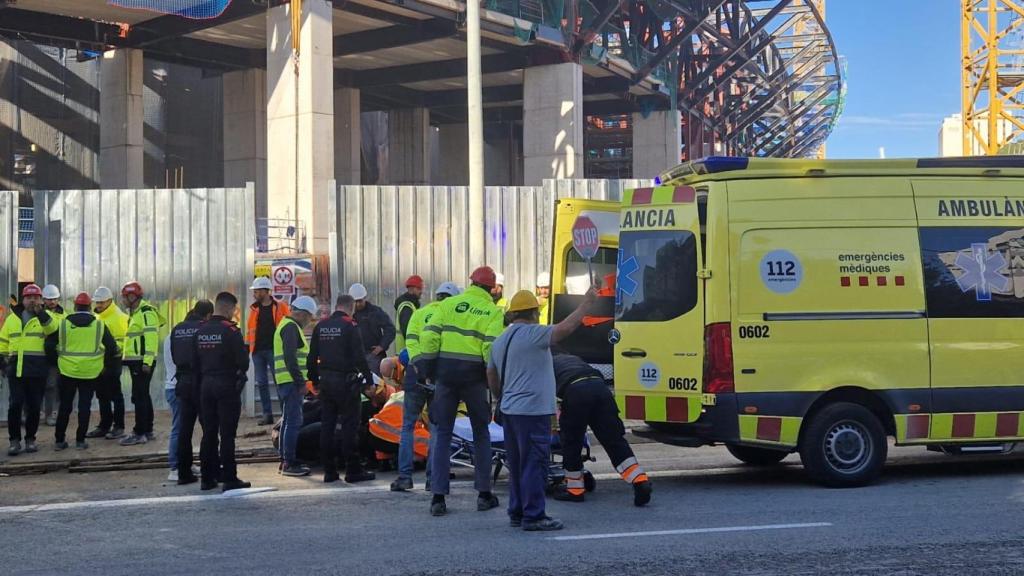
[507,290,540,313]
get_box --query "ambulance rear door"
[614,186,704,424]
[550,198,619,367]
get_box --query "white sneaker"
[167,469,179,482]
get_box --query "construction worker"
[1,284,59,455]
[86,286,128,440]
[552,353,652,507]
[308,294,376,484]
[418,266,504,517]
[195,292,250,492]
[487,289,594,531]
[247,276,291,426]
[119,282,164,446]
[349,283,396,376]
[390,281,460,492]
[40,284,65,426]
[491,273,507,308]
[51,292,119,451]
[168,300,213,485]
[273,295,319,477]
[536,273,551,325]
[393,275,423,353]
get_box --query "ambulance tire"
[799,402,887,488]
[726,444,788,466]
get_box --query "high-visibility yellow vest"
[272,317,308,386]
[97,304,129,349]
[394,299,419,352]
[0,309,58,377]
[404,300,440,362]
[57,314,106,379]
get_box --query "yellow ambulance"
[551,156,1024,487]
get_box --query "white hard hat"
[250,276,273,291]
[291,295,318,315]
[42,284,60,299]
[436,282,460,296]
[536,272,551,288]
[92,286,113,302]
[349,283,368,300]
[495,273,505,286]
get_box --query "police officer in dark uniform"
[552,353,652,507]
[195,292,250,492]
[170,300,213,486]
[308,294,376,484]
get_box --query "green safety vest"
[0,310,59,377]
[404,300,440,362]
[394,299,419,352]
[272,317,308,386]
[57,314,106,379]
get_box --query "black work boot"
[633,480,653,507]
[344,469,376,483]
[221,479,252,493]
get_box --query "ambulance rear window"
[616,230,698,322]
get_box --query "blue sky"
[824,1,961,159]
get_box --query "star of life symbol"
[616,249,640,306]
[955,243,1010,302]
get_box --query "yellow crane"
[962,0,1024,155]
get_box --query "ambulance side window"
[616,230,698,322]
[920,226,1024,318]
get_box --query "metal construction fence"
[328,179,649,313]
[31,185,256,412]
[0,192,18,418]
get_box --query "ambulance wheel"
[799,402,887,488]
[583,470,596,492]
[726,444,787,466]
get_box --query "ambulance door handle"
[621,348,647,358]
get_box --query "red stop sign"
[572,215,600,260]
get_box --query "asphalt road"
[2,443,1023,576]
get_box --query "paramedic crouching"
[487,288,594,532]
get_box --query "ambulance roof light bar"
[654,157,750,186]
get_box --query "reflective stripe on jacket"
[404,300,441,362]
[368,391,429,459]
[0,307,58,377]
[272,317,308,386]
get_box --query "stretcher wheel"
[583,470,596,492]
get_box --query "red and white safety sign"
[272,265,295,296]
[572,215,600,261]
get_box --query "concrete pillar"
[100,49,144,188]
[632,110,681,179]
[223,69,267,219]
[387,108,431,185]
[436,123,469,185]
[267,0,334,254]
[523,62,583,185]
[334,88,361,185]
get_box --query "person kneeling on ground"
[487,288,595,532]
[551,353,652,506]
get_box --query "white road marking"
[549,522,833,541]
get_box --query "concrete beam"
[523,62,583,184]
[224,69,268,219]
[632,110,681,179]
[99,48,144,189]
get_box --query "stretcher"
[449,416,595,493]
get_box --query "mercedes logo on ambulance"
[608,329,621,344]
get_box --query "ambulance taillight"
[703,322,734,394]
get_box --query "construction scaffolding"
[962,0,1024,155]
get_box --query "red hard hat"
[74,292,92,306]
[405,275,424,289]
[469,266,497,288]
[22,283,42,297]
[121,281,143,298]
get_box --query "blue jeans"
[504,414,552,522]
[398,368,433,481]
[165,388,180,470]
[252,349,275,418]
[278,383,303,465]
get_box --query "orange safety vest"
[246,299,291,352]
[583,273,616,327]
[368,391,429,459]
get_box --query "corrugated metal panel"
[0,191,18,418]
[329,180,645,331]
[31,185,255,412]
